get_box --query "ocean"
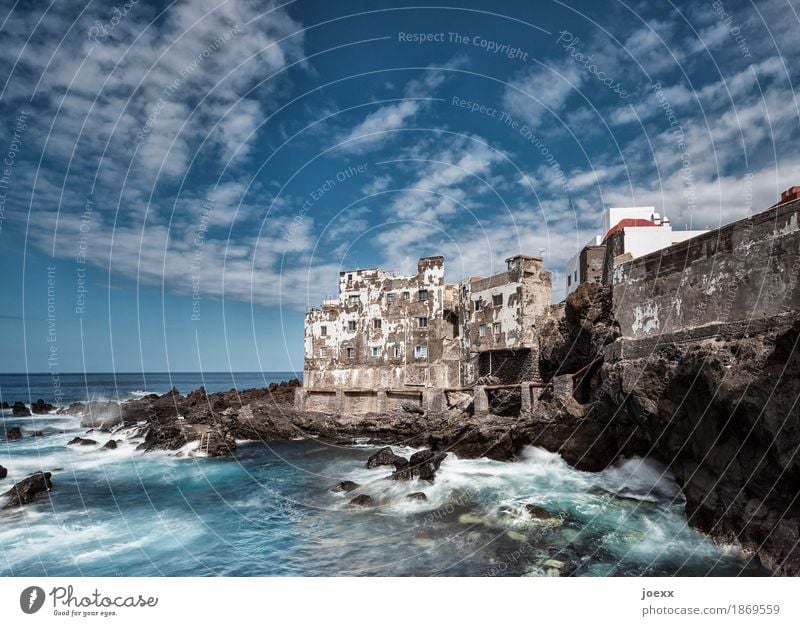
[0,373,765,576]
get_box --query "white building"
[565,207,709,295]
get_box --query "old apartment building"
[301,254,553,395]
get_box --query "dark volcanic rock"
[331,480,360,493]
[400,402,424,415]
[525,504,557,521]
[2,471,52,508]
[0,465,7,480]
[366,446,407,469]
[29,431,45,437]
[347,494,373,508]
[4,426,22,440]
[406,492,427,502]
[31,399,55,414]
[102,440,118,450]
[1,401,9,409]
[78,402,123,429]
[12,402,30,416]
[67,437,98,446]
[391,450,445,482]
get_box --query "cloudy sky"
[0,0,797,372]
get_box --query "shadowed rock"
[67,437,98,446]
[391,450,445,482]
[406,492,427,502]
[4,426,22,440]
[366,446,407,469]
[12,402,30,416]
[2,471,52,508]
[0,465,7,480]
[31,399,54,414]
[331,480,360,493]
[347,494,374,508]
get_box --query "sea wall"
[612,199,800,338]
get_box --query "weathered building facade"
[300,253,553,404]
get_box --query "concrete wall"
[612,199,800,338]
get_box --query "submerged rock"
[347,494,374,508]
[366,446,407,469]
[102,440,118,450]
[525,504,557,521]
[11,402,30,416]
[29,431,45,437]
[4,426,22,440]
[67,437,98,446]
[331,480,360,493]
[406,492,427,502]
[31,399,54,414]
[391,450,445,482]
[2,471,52,508]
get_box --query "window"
[492,294,503,307]
[347,273,353,283]
[474,298,483,312]
[319,347,328,358]
[415,344,428,359]
[479,324,487,337]
[402,291,410,300]
[418,289,428,302]
[346,347,355,359]
[347,320,357,331]
[371,346,382,357]
[493,322,502,335]
[348,294,359,306]
[373,318,382,330]
[417,316,428,328]
[394,344,404,357]
[567,275,572,287]
[387,293,397,305]
[320,325,327,336]
[574,270,578,283]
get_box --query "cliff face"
[535,285,800,575]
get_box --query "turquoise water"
[1,420,765,576]
[0,374,765,576]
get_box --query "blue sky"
[0,0,798,373]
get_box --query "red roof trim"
[603,218,658,242]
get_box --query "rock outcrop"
[2,471,52,508]
[31,399,54,414]
[347,494,373,508]
[12,402,30,416]
[67,437,98,446]
[331,480,360,493]
[4,426,22,440]
[0,465,7,480]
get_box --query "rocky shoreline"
[2,287,798,575]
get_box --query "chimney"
[779,186,800,204]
